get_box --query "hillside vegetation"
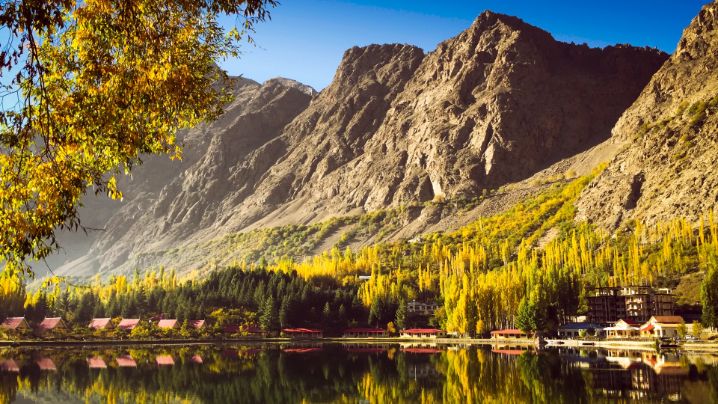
[6,165,718,335]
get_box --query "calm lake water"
[1,343,717,403]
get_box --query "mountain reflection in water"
[0,344,717,403]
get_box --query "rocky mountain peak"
[576,0,718,229]
[52,13,670,277]
[676,1,718,60]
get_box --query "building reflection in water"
[560,348,697,401]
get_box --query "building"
[87,356,107,369]
[604,319,641,338]
[116,355,137,368]
[401,328,446,338]
[36,357,57,371]
[490,329,530,339]
[0,359,20,372]
[157,319,179,330]
[156,355,175,366]
[587,287,675,324]
[342,328,388,338]
[35,317,66,335]
[0,317,30,332]
[640,316,685,339]
[118,318,140,331]
[88,318,113,330]
[190,320,205,329]
[281,328,323,338]
[558,322,604,338]
[407,301,440,316]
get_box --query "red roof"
[157,319,178,329]
[116,355,137,368]
[88,318,113,330]
[282,328,322,334]
[0,359,20,372]
[343,328,386,334]
[402,328,444,334]
[490,329,527,335]
[191,355,203,364]
[36,357,57,371]
[36,317,64,331]
[118,319,140,330]
[87,356,107,369]
[641,324,655,332]
[156,355,175,366]
[191,320,205,329]
[1,317,28,330]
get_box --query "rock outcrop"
[576,0,718,228]
[54,11,668,277]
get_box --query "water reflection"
[0,344,716,403]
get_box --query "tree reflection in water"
[0,345,716,403]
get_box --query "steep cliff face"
[576,1,718,228]
[54,77,315,276]
[54,11,668,277]
[316,12,667,212]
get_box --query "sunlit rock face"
[576,1,718,229]
[54,11,666,277]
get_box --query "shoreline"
[1,337,717,352]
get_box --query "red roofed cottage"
[401,328,446,339]
[88,318,113,330]
[0,317,30,332]
[157,319,179,330]
[118,319,140,331]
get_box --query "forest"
[3,166,718,337]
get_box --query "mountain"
[52,11,667,278]
[576,1,718,229]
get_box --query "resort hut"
[401,328,446,339]
[490,329,529,340]
[116,355,137,368]
[35,317,66,336]
[342,328,388,338]
[157,319,179,330]
[281,328,323,338]
[190,320,206,330]
[36,357,57,371]
[557,322,604,338]
[640,316,685,338]
[604,319,640,338]
[156,355,175,366]
[118,318,140,331]
[0,359,20,373]
[190,355,203,364]
[88,318,113,330]
[87,356,107,369]
[0,317,30,332]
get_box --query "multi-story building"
[587,287,674,324]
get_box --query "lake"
[1,343,717,403]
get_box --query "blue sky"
[222,1,710,90]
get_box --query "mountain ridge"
[51,10,668,278]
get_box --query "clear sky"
[221,0,711,90]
